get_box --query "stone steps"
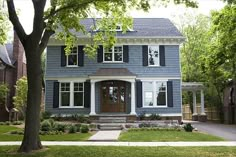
[98,124,123,130]
[98,116,127,123]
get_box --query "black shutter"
[61,46,66,66]
[136,80,143,108]
[123,45,129,63]
[84,81,91,108]
[167,81,173,107]
[142,45,148,66]
[78,46,84,66]
[53,81,59,108]
[160,45,165,66]
[97,45,103,63]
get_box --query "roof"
[70,18,183,38]
[90,68,136,76]
[182,82,204,91]
[0,45,14,67]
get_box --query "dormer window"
[116,25,122,31]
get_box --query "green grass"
[0,125,91,141]
[0,146,236,157]
[119,130,224,142]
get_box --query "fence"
[182,104,220,121]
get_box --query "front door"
[101,81,126,113]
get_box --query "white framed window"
[116,24,122,31]
[73,82,84,107]
[148,45,160,66]
[60,82,70,107]
[67,47,78,66]
[103,46,123,62]
[143,81,167,107]
[59,82,84,108]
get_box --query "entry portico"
[89,68,136,115]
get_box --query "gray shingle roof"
[73,18,183,38]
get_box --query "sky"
[7,0,226,36]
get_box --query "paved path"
[1,141,236,146]
[88,131,121,141]
[184,121,236,141]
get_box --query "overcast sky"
[9,0,225,35]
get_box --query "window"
[60,83,70,107]
[67,47,78,66]
[104,46,123,62]
[148,46,160,66]
[116,25,122,31]
[143,81,167,107]
[60,82,84,108]
[74,83,84,107]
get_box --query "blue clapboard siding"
[45,45,180,78]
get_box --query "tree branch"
[6,0,27,45]
[39,29,55,54]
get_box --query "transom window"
[67,47,78,66]
[148,46,160,66]
[104,46,123,62]
[143,81,167,107]
[60,82,84,108]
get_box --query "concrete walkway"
[89,131,121,141]
[184,121,236,141]
[1,141,236,146]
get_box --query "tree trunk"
[18,45,43,152]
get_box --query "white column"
[192,91,197,115]
[90,81,96,115]
[130,81,136,115]
[200,89,206,115]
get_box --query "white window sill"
[66,65,79,67]
[102,61,124,63]
[148,65,161,67]
[142,106,168,108]
[59,106,84,109]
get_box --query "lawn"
[0,146,236,157]
[0,125,92,141]
[119,130,224,142]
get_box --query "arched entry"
[101,80,126,113]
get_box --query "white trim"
[148,45,160,67]
[59,81,85,108]
[66,47,78,67]
[103,45,123,63]
[45,78,87,82]
[89,76,136,83]
[144,113,182,117]
[138,77,180,81]
[142,81,168,108]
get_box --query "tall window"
[60,82,84,107]
[148,46,159,66]
[60,83,70,107]
[67,47,78,66]
[74,83,84,107]
[143,81,167,107]
[104,46,123,62]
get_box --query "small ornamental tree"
[13,77,28,119]
[0,83,9,106]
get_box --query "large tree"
[6,0,197,153]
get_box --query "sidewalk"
[1,141,236,146]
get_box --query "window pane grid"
[104,46,123,62]
[148,46,160,66]
[67,47,78,66]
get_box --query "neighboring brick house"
[0,32,27,121]
[45,18,184,122]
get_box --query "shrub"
[80,124,89,133]
[139,123,151,128]
[41,120,52,131]
[150,114,161,120]
[48,119,56,128]
[12,121,23,125]
[138,112,146,120]
[5,121,10,125]
[89,124,97,131]
[55,123,66,132]
[0,122,5,125]
[74,124,81,132]
[183,123,194,132]
[10,130,24,135]
[41,111,52,120]
[68,125,77,133]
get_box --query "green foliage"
[0,83,9,105]
[41,111,52,120]
[183,123,194,132]
[13,77,27,119]
[80,124,89,133]
[41,120,52,132]
[54,123,66,132]
[0,0,10,44]
[68,125,77,134]
[11,121,23,125]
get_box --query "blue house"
[45,18,184,122]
